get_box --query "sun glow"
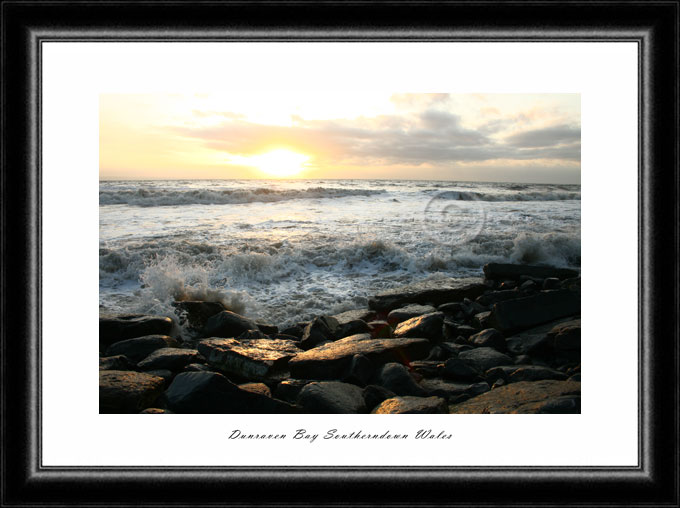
[248,149,310,178]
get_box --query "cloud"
[504,125,581,148]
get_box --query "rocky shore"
[99,262,581,414]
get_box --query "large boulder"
[164,371,298,413]
[362,385,396,411]
[99,314,173,350]
[449,380,581,413]
[172,301,225,332]
[299,316,341,350]
[376,363,426,396]
[467,328,506,351]
[202,310,259,338]
[547,319,581,352]
[476,290,525,307]
[105,334,179,362]
[99,355,135,371]
[483,263,579,282]
[368,279,487,312]
[288,334,431,380]
[99,370,165,413]
[137,348,201,371]
[198,337,301,380]
[458,347,513,372]
[487,290,580,334]
[393,312,445,341]
[387,304,437,325]
[371,396,448,414]
[331,308,375,325]
[296,381,366,413]
[442,358,482,381]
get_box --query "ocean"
[99,179,581,331]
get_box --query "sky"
[100,93,580,183]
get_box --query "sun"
[249,149,309,178]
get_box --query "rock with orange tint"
[371,396,448,414]
[99,370,165,413]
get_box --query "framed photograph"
[2,1,678,505]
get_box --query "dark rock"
[462,299,487,317]
[165,371,298,413]
[367,320,392,338]
[442,358,481,381]
[393,312,444,341]
[505,318,572,355]
[362,385,396,411]
[139,408,173,414]
[256,323,279,335]
[387,304,437,325]
[99,370,165,413]
[409,360,444,378]
[376,363,426,396]
[337,319,371,339]
[99,314,174,350]
[437,302,465,315]
[288,334,431,380]
[568,373,582,382]
[542,277,561,290]
[183,363,214,373]
[172,301,225,331]
[471,311,492,330]
[561,277,581,291]
[492,378,505,389]
[487,290,580,334]
[202,310,259,338]
[343,354,374,386]
[443,321,475,341]
[299,316,340,350]
[238,382,272,398]
[508,366,568,383]
[548,319,581,351]
[198,337,301,380]
[331,308,376,325]
[296,381,366,413]
[476,290,524,307]
[280,324,305,339]
[372,396,448,414]
[145,369,174,386]
[273,379,310,403]
[99,355,135,371]
[440,341,472,356]
[516,394,580,413]
[458,347,513,372]
[449,380,581,413]
[137,348,201,372]
[483,263,579,282]
[236,329,269,341]
[425,346,447,361]
[467,328,506,351]
[514,354,532,365]
[499,280,517,290]
[520,279,537,291]
[105,334,179,362]
[368,279,487,312]
[420,378,490,401]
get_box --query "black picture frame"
[2,1,678,505]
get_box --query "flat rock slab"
[483,263,579,282]
[137,348,201,372]
[165,372,298,413]
[99,314,173,350]
[372,396,448,414]
[99,355,135,371]
[487,290,580,334]
[288,334,431,380]
[449,380,581,414]
[331,308,376,325]
[297,381,366,413]
[387,304,437,325]
[420,379,490,401]
[99,370,165,413]
[458,347,513,372]
[505,317,575,355]
[393,312,444,341]
[105,334,179,362]
[198,337,301,380]
[368,279,486,312]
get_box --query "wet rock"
[288,334,431,380]
[137,348,201,372]
[442,321,475,341]
[440,341,472,356]
[568,373,582,382]
[437,302,465,315]
[256,323,279,335]
[105,334,179,362]
[367,320,392,338]
[547,319,581,352]
[483,263,579,282]
[273,379,310,403]
[504,318,573,355]
[520,279,537,291]
[331,308,376,325]
[297,381,366,413]
[499,280,517,290]
[393,312,444,341]
[472,311,492,329]
[183,363,214,373]
[343,354,374,386]
[420,379,490,401]
[387,304,437,325]
[443,358,481,381]
[467,328,506,351]
[368,279,487,312]
[514,354,532,365]
[458,347,513,372]
[410,360,444,378]
[99,370,165,413]
[449,380,581,413]
[487,290,580,334]
[145,369,174,387]
[299,316,341,350]
[99,314,174,350]
[372,396,448,414]
[425,346,447,361]
[462,299,487,317]
[238,382,272,398]
[376,363,426,396]
[477,292,524,311]
[172,301,225,331]
[485,365,567,385]
[517,395,581,413]
[99,355,136,371]
[280,324,304,339]
[362,385,396,411]
[198,337,301,380]
[236,329,269,341]
[542,277,561,290]
[165,372,298,413]
[202,310,259,339]
[337,319,371,339]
